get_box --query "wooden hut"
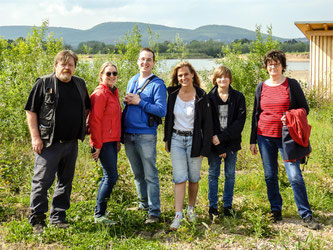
[295,21,333,97]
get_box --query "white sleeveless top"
[173,95,195,131]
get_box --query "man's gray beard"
[58,73,72,82]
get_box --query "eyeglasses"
[268,63,281,68]
[106,71,118,77]
[139,58,153,63]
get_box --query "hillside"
[0,22,305,48]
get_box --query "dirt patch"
[286,53,309,62]
[286,70,309,83]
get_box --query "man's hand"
[32,136,43,154]
[123,93,141,105]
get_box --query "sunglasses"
[106,71,118,77]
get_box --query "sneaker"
[144,215,160,224]
[224,206,236,217]
[94,216,117,225]
[187,208,197,223]
[32,221,46,234]
[270,210,282,223]
[170,215,182,231]
[209,207,219,220]
[302,215,321,230]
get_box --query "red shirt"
[258,79,290,138]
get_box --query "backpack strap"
[137,75,157,95]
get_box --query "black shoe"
[302,215,321,230]
[32,220,47,234]
[50,221,70,229]
[271,210,282,223]
[209,207,219,220]
[145,215,160,224]
[223,206,235,217]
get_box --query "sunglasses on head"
[106,71,118,77]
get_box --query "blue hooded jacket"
[123,73,167,135]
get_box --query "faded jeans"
[124,133,161,217]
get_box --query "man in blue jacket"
[123,48,167,223]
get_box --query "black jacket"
[164,85,213,157]
[208,86,246,155]
[250,78,309,144]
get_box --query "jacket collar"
[168,85,206,102]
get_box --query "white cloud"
[0,0,332,38]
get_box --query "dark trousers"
[28,140,78,225]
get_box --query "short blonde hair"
[212,66,232,86]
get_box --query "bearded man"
[25,50,90,233]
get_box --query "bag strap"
[137,75,156,95]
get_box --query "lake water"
[160,58,309,72]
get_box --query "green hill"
[0,21,300,48]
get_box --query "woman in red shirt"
[250,50,320,230]
[89,62,122,224]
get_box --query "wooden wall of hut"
[310,34,333,97]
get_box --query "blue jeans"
[95,142,118,218]
[124,133,161,217]
[257,135,312,218]
[170,133,202,183]
[208,150,237,209]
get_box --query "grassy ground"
[1,104,333,249]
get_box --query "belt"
[59,139,76,143]
[173,129,193,136]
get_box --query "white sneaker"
[170,215,182,230]
[187,208,197,222]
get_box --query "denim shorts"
[170,132,202,183]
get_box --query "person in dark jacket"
[207,66,246,219]
[25,50,90,234]
[250,50,320,230]
[164,62,212,230]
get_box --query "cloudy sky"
[0,0,332,38]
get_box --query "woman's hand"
[281,114,286,125]
[117,142,121,153]
[92,148,101,161]
[250,144,258,155]
[165,142,170,153]
[212,135,220,146]
[219,153,227,158]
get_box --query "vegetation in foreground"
[0,23,332,249]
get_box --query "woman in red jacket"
[89,62,122,224]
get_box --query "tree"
[216,25,280,105]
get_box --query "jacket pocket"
[39,124,51,139]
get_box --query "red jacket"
[285,108,311,147]
[89,84,122,149]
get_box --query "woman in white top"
[164,62,212,230]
